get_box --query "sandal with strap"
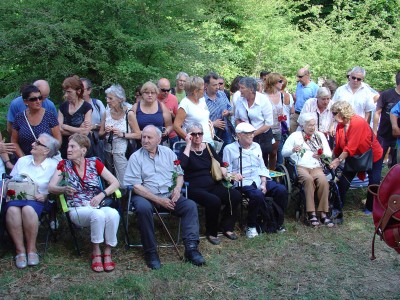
[307,215,320,227]
[321,217,335,228]
[102,254,115,272]
[91,254,104,272]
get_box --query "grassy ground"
[1,187,399,300]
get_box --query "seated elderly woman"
[179,122,241,245]
[49,133,120,272]
[4,133,60,269]
[282,112,333,227]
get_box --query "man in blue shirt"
[7,80,57,134]
[204,72,234,153]
[290,68,319,133]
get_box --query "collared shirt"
[123,145,184,195]
[294,81,319,112]
[282,131,332,169]
[88,98,106,125]
[299,98,333,133]
[7,96,58,123]
[10,155,58,195]
[223,141,270,188]
[332,83,375,118]
[204,90,232,122]
[234,92,273,131]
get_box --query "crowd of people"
[1,66,399,271]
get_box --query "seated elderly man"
[223,123,288,238]
[123,125,205,270]
[282,112,333,227]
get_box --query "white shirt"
[178,96,213,144]
[10,155,58,195]
[223,141,270,188]
[234,92,273,131]
[332,83,375,118]
[282,131,332,169]
[299,98,333,133]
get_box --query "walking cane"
[0,173,12,215]
[153,206,183,260]
[239,146,244,227]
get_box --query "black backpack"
[256,197,283,234]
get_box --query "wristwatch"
[102,190,107,197]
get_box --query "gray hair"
[176,72,189,80]
[142,125,162,138]
[105,84,126,101]
[316,87,331,98]
[239,77,257,93]
[298,112,316,127]
[80,77,93,89]
[351,66,366,77]
[186,122,203,133]
[39,133,60,158]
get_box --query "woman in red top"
[329,101,383,222]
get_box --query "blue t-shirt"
[294,81,319,112]
[7,96,58,123]
[390,102,400,147]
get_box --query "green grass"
[1,185,400,299]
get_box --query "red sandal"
[91,254,104,272]
[102,254,115,272]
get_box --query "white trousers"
[69,206,120,247]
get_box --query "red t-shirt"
[334,115,383,162]
[158,94,178,138]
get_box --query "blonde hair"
[184,76,204,96]
[331,100,355,120]
[264,73,282,94]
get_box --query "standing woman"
[12,85,61,158]
[264,73,290,170]
[174,76,213,144]
[131,81,172,146]
[99,84,140,186]
[329,101,383,220]
[58,75,92,158]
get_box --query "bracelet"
[122,132,126,138]
[102,190,107,197]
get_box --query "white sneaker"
[50,220,59,230]
[246,227,258,238]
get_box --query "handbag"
[343,127,374,173]
[6,174,37,202]
[208,120,224,154]
[125,110,137,159]
[205,143,223,181]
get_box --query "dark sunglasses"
[35,139,49,148]
[190,132,204,137]
[351,76,363,81]
[297,75,305,78]
[160,88,171,93]
[27,96,43,102]
[278,80,284,83]
[332,111,338,116]
[218,82,224,85]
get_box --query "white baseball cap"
[235,122,256,133]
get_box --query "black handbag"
[125,110,137,159]
[343,128,374,173]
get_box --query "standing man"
[7,80,57,134]
[217,76,231,100]
[157,78,179,148]
[123,125,205,270]
[81,78,106,161]
[374,72,400,167]
[332,66,375,122]
[291,68,319,133]
[204,72,234,152]
[171,72,189,103]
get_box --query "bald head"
[157,78,171,100]
[33,80,50,99]
[296,68,311,86]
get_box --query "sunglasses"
[190,132,204,137]
[27,96,43,102]
[297,75,305,78]
[35,139,49,148]
[218,82,224,85]
[351,76,363,82]
[332,112,338,116]
[160,88,171,93]
[278,80,284,83]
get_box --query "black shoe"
[184,242,206,266]
[206,235,221,245]
[144,251,161,270]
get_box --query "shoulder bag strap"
[24,111,38,140]
[205,143,214,158]
[246,109,252,125]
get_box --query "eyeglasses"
[241,131,255,136]
[218,82,224,85]
[35,140,49,148]
[27,96,43,102]
[160,88,170,93]
[190,132,204,137]
[278,80,284,83]
[351,76,363,82]
[332,111,338,116]
[143,91,157,96]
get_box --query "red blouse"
[334,115,382,163]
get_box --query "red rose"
[222,162,229,167]
[278,115,287,122]
[7,189,16,196]
[317,148,323,155]
[173,160,181,166]
[304,134,311,141]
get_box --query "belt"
[295,111,301,115]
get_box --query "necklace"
[191,146,204,156]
